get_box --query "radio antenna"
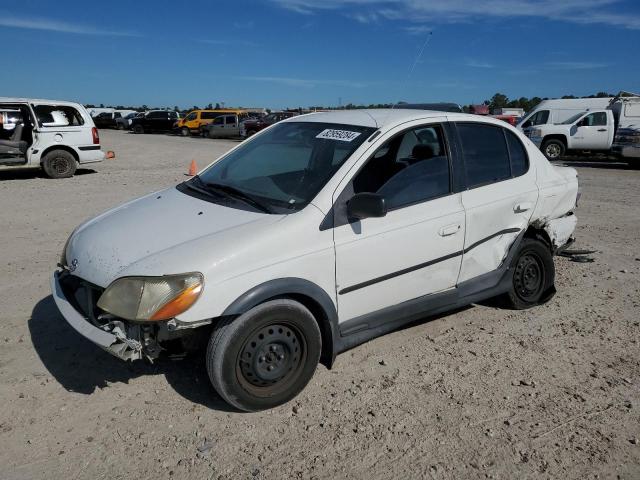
[392,31,433,110]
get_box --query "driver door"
[333,121,465,323]
[571,111,612,149]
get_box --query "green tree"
[488,93,509,110]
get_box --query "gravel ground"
[0,130,639,480]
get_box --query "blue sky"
[1,0,639,109]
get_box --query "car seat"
[0,124,27,154]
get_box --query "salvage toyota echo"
[52,110,579,411]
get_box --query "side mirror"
[347,193,387,220]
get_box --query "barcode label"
[316,129,362,142]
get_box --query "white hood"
[65,186,281,287]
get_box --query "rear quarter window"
[34,105,85,126]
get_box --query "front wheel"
[541,139,565,160]
[501,238,556,309]
[181,127,190,137]
[206,299,321,412]
[133,124,144,134]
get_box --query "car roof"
[0,97,84,107]
[282,109,510,130]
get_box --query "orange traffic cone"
[188,159,197,176]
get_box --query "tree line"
[86,91,623,115]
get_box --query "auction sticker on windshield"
[316,129,362,142]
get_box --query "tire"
[246,129,257,137]
[501,238,556,309]
[181,127,190,137]
[116,122,124,130]
[133,124,144,134]
[541,139,565,160]
[42,149,77,179]
[206,299,321,412]
[208,129,216,139]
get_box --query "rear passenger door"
[453,122,537,283]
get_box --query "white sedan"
[52,109,579,411]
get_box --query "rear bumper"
[77,147,106,164]
[51,271,143,360]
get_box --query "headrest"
[412,143,434,160]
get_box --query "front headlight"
[97,273,203,321]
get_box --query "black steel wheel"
[42,149,77,179]
[502,237,555,309]
[206,299,321,411]
[237,323,305,389]
[513,252,544,302]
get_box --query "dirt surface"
[1,130,639,480]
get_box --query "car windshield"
[191,121,375,213]
[560,112,587,124]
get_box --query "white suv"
[0,97,105,178]
[52,110,579,411]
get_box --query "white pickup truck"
[528,96,640,165]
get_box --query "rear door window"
[457,123,511,188]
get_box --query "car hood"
[65,186,281,287]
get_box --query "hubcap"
[546,144,560,158]
[52,157,69,175]
[239,324,302,387]
[514,253,544,301]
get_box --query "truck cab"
[528,110,615,160]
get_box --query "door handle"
[597,128,607,132]
[439,224,461,236]
[513,202,533,213]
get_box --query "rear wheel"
[206,299,321,412]
[42,150,77,179]
[501,238,555,309]
[541,139,565,160]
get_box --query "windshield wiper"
[201,181,273,214]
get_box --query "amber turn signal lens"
[149,283,203,321]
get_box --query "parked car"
[115,112,143,130]
[0,97,105,178]
[528,95,640,162]
[201,113,248,138]
[175,109,246,136]
[241,111,299,137]
[93,110,137,129]
[52,110,578,411]
[130,110,180,134]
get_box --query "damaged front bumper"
[51,271,146,361]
